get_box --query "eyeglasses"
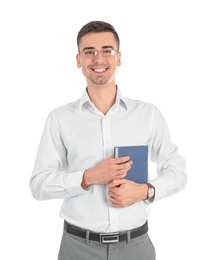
[79,49,118,58]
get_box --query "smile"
[92,68,107,73]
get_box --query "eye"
[102,49,112,54]
[84,50,96,55]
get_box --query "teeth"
[93,69,106,72]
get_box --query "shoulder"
[50,99,81,116]
[123,96,166,124]
[43,99,82,126]
[124,96,160,113]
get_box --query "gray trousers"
[58,230,156,260]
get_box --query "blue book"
[114,145,148,183]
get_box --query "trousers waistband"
[64,221,148,244]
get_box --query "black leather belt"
[64,221,148,244]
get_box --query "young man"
[30,21,187,260]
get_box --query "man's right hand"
[81,155,133,189]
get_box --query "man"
[30,21,187,260]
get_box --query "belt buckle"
[100,232,119,244]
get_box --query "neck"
[87,84,117,115]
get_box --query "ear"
[117,51,121,67]
[76,54,81,68]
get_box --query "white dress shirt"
[30,87,187,232]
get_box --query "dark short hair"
[77,21,120,51]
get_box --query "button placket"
[101,115,119,231]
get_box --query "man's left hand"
[108,179,148,207]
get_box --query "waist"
[60,198,150,232]
[64,220,148,244]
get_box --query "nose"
[92,51,104,61]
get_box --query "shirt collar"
[115,86,128,111]
[78,86,128,111]
[78,88,90,110]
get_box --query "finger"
[116,161,132,172]
[115,156,130,165]
[108,190,116,198]
[108,179,125,189]
[109,198,124,208]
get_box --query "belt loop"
[126,230,131,244]
[86,230,90,244]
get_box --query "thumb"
[108,179,125,189]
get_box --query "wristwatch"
[146,183,155,200]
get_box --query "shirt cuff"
[64,171,91,197]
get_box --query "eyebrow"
[82,45,114,51]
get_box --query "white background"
[1,0,216,259]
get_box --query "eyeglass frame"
[78,49,119,58]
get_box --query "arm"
[29,111,88,200]
[107,106,187,207]
[30,111,133,200]
[148,107,187,202]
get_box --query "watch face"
[148,188,154,198]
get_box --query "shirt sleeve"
[148,106,188,202]
[29,111,90,200]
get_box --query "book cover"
[114,145,148,183]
